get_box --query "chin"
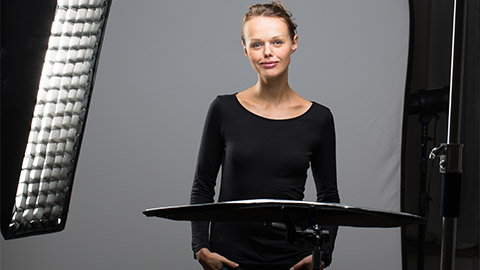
[262,74,280,80]
[260,69,286,79]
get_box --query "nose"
[263,44,273,57]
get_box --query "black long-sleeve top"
[190,94,340,269]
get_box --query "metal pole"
[441,217,458,269]
[430,0,467,269]
[418,117,432,270]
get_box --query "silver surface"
[144,199,425,228]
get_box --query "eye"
[273,40,283,46]
[251,42,262,48]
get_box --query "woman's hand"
[196,248,239,270]
[290,255,325,270]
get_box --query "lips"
[260,61,279,68]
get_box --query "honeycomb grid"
[10,0,109,236]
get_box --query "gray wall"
[1,1,410,269]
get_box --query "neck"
[254,71,293,104]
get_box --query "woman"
[190,2,340,269]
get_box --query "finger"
[291,255,312,270]
[292,260,325,270]
[219,256,239,269]
[290,260,306,270]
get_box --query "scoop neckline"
[233,94,314,121]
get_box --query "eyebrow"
[248,36,287,42]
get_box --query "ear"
[291,34,298,53]
[242,42,248,57]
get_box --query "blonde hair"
[241,1,297,43]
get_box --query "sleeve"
[311,108,340,267]
[190,96,224,256]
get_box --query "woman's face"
[243,16,298,80]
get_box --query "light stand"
[409,87,449,270]
[269,206,331,270]
[429,0,467,269]
[418,112,437,270]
